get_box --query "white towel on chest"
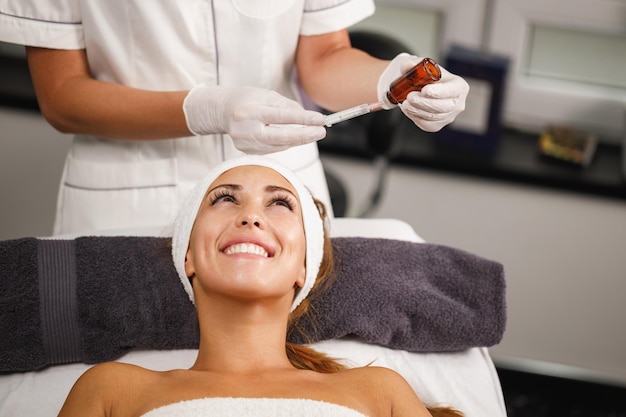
[141,397,369,417]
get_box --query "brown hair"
[285,198,464,417]
[287,198,334,341]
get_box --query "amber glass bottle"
[386,58,441,104]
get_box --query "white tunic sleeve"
[0,0,84,48]
[301,0,375,36]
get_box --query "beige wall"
[0,108,71,239]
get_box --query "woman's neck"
[191,301,294,374]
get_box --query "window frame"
[488,0,626,142]
[376,0,488,52]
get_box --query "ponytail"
[426,407,464,417]
[285,342,347,373]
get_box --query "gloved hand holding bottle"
[377,53,470,132]
[183,84,327,154]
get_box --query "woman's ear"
[184,249,196,278]
[295,265,305,289]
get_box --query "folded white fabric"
[142,398,367,417]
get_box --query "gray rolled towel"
[289,237,506,351]
[0,236,505,373]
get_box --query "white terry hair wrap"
[171,155,325,312]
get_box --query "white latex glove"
[377,53,470,132]
[183,84,327,154]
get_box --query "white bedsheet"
[0,218,507,417]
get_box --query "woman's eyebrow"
[207,184,241,194]
[266,185,297,198]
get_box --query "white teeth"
[224,243,268,257]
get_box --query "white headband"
[171,155,325,312]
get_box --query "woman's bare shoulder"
[334,366,432,417]
[330,366,411,404]
[339,365,407,385]
[86,361,145,373]
[58,362,158,417]
[78,361,155,385]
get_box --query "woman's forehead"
[209,165,298,195]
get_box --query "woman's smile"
[223,242,270,257]
[220,236,275,258]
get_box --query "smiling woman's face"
[184,165,307,310]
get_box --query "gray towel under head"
[0,236,505,373]
[290,237,506,351]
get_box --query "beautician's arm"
[297,28,469,133]
[296,29,389,112]
[26,47,191,141]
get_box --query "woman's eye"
[210,192,237,205]
[270,196,294,210]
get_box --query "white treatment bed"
[0,218,507,417]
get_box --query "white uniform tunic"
[0,0,374,235]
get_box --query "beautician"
[0,0,469,235]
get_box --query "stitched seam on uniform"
[63,183,177,191]
[0,11,81,25]
[208,0,227,161]
[303,0,353,13]
[210,0,219,85]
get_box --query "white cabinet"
[488,0,626,142]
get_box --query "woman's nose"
[241,218,261,227]
[238,211,264,229]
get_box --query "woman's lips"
[223,242,270,257]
